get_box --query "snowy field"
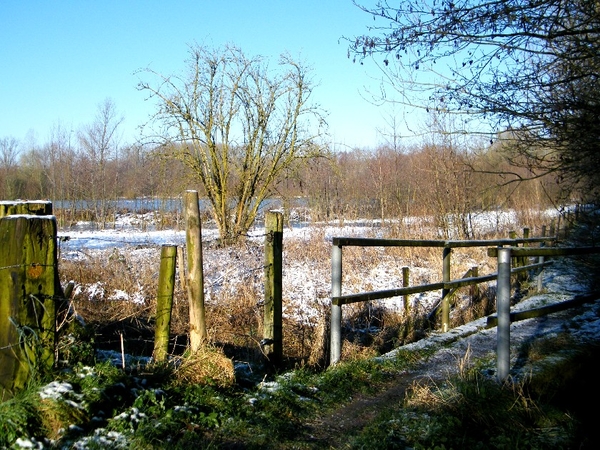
[56,208,561,326]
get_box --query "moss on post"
[0,215,59,398]
[0,200,52,218]
[153,245,177,362]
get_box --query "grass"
[348,337,600,450]
[2,336,598,448]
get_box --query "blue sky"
[0,0,411,150]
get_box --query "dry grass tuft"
[404,379,447,410]
[172,346,235,388]
[38,398,87,441]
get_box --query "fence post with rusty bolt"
[263,211,283,363]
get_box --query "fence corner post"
[497,247,512,382]
[263,211,283,364]
[330,242,343,365]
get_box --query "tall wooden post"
[330,243,343,365]
[0,215,59,397]
[263,211,283,363]
[441,246,451,332]
[497,248,512,382]
[153,245,177,362]
[184,190,207,351]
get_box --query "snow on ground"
[56,209,600,376]
[378,253,600,384]
[57,215,440,325]
[56,208,562,326]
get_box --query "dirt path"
[294,297,600,448]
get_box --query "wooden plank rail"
[332,261,553,306]
[486,292,600,328]
[333,236,550,248]
[488,246,600,257]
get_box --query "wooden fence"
[488,245,600,381]
[0,197,286,397]
[330,230,554,365]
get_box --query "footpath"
[301,261,600,447]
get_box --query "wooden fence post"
[497,247,512,382]
[0,200,52,218]
[153,245,177,362]
[402,266,410,315]
[520,228,530,282]
[441,246,451,332]
[469,266,479,303]
[330,243,343,365]
[537,226,547,292]
[0,215,59,398]
[263,211,283,363]
[184,190,207,351]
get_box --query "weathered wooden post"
[153,245,177,362]
[0,215,59,398]
[537,226,547,292]
[441,246,451,332]
[184,190,207,351]
[497,247,512,382]
[330,241,343,365]
[520,228,530,282]
[402,266,410,315]
[0,200,52,218]
[469,266,479,303]
[263,211,283,363]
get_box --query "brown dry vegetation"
[57,209,552,374]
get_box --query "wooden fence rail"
[330,230,554,365]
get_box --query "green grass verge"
[1,338,598,449]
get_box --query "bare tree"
[350,0,600,203]
[78,98,123,225]
[0,137,20,198]
[139,44,327,243]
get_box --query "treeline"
[1,129,559,237]
[281,142,559,237]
